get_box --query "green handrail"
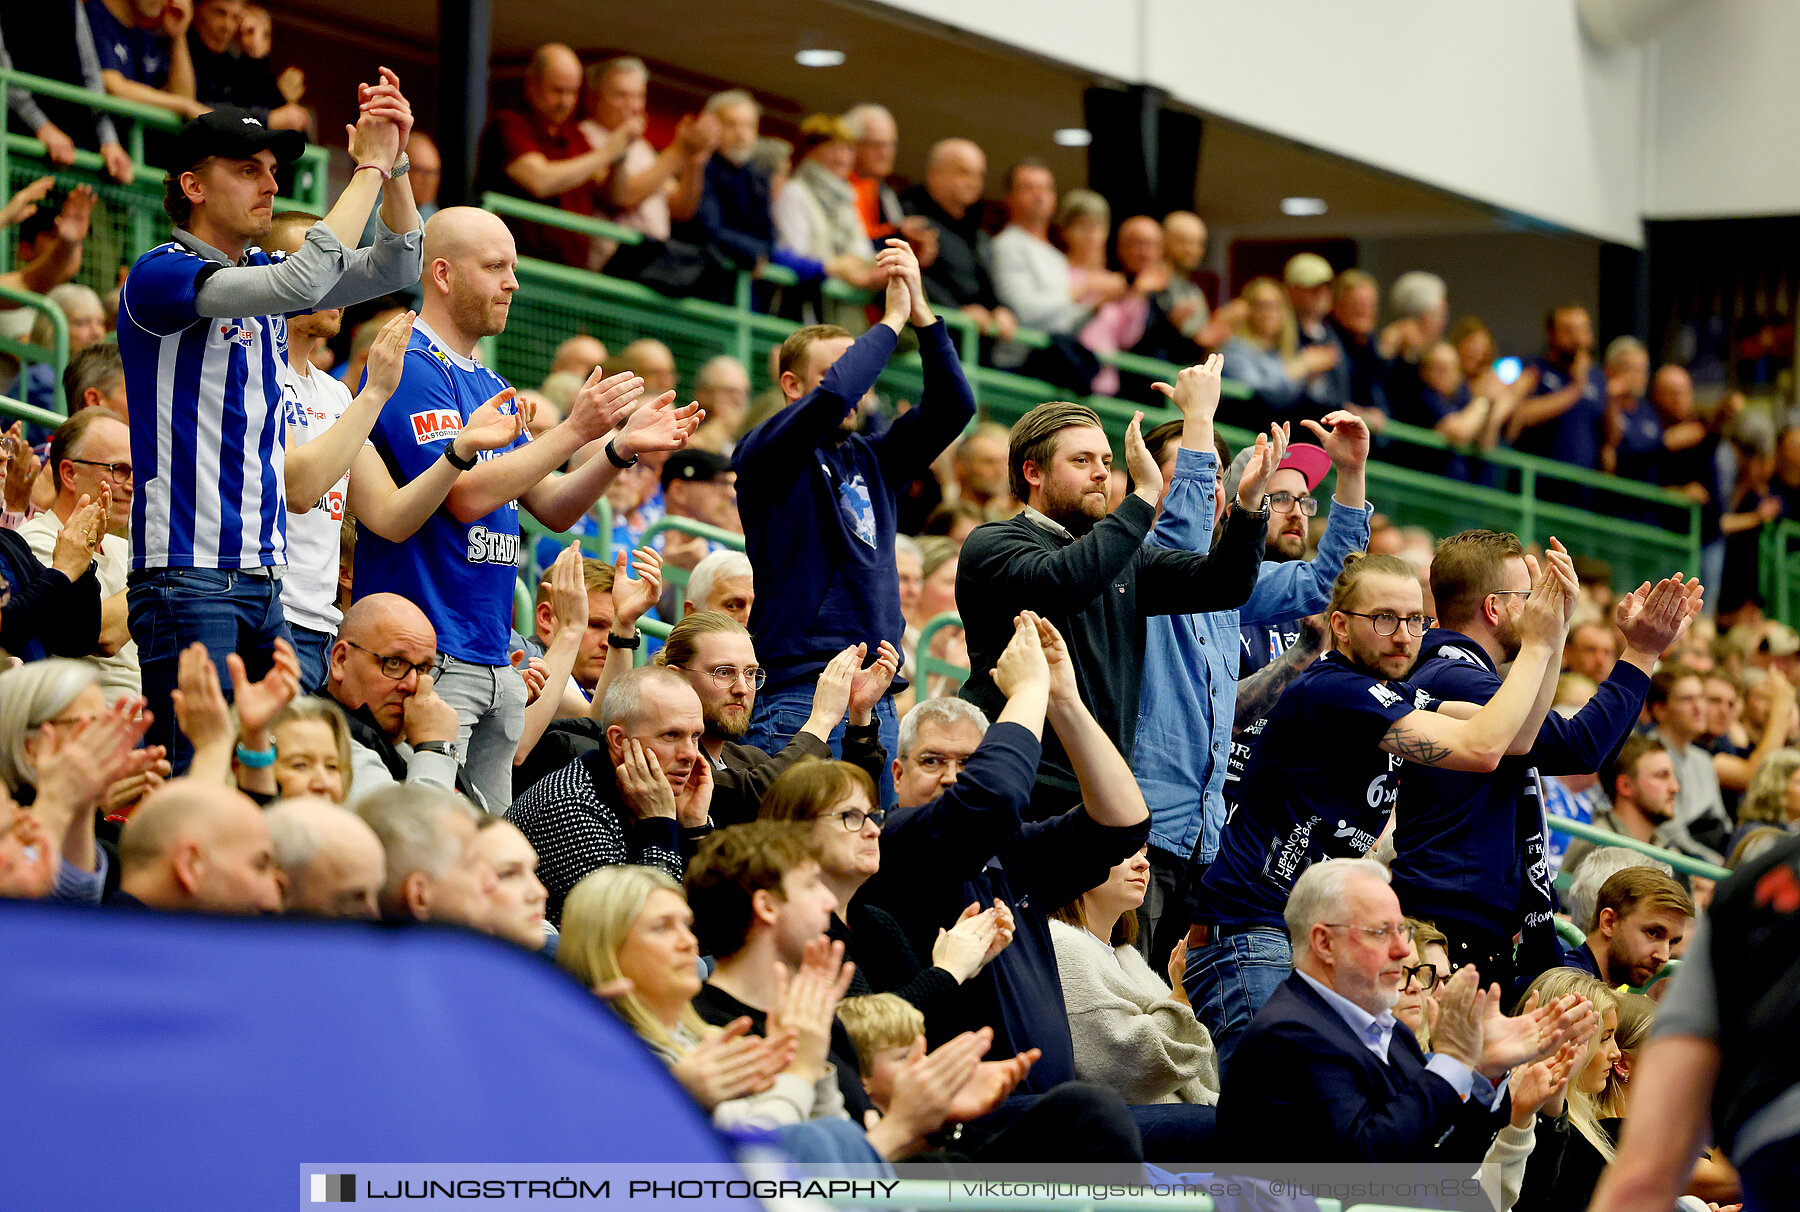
[1544,816,1731,881]
[914,611,969,693]
[0,283,69,416]
[0,391,67,431]
[480,192,643,245]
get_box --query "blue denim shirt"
[1133,446,1372,859]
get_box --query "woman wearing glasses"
[656,610,896,827]
[759,757,1013,1025]
[1184,549,1573,1063]
[1393,917,1452,1051]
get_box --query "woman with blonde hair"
[1220,277,1339,424]
[1053,189,1127,312]
[252,697,354,804]
[1515,968,1621,1212]
[1730,746,1800,851]
[773,113,883,324]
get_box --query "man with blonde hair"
[1563,866,1692,987]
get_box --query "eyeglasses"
[1490,589,1531,600]
[1401,963,1443,993]
[68,457,133,484]
[823,807,887,832]
[1323,921,1417,945]
[344,640,436,681]
[1268,491,1318,517]
[677,664,766,690]
[1340,611,1434,637]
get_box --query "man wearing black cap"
[660,449,740,556]
[117,71,424,772]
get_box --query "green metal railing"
[1760,519,1800,623]
[915,611,970,693]
[1545,815,1731,881]
[0,283,69,416]
[0,390,65,431]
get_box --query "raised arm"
[514,546,588,768]
[1234,617,1326,730]
[871,240,976,477]
[1034,614,1145,829]
[518,388,703,532]
[345,392,528,541]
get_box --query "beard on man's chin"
[707,704,750,741]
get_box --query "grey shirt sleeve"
[192,219,424,320]
[1651,911,1718,1040]
[69,0,122,148]
[314,215,425,311]
[1,33,52,134]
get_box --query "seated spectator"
[1397,339,1500,482]
[846,103,935,259]
[1050,846,1221,1107]
[1161,211,1228,349]
[904,139,1017,340]
[264,796,386,919]
[1509,303,1607,475]
[659,449,741,571]
[24,284,105,411]
[1515,968,1624,1212]
[550,335,608,382]
[1377,270,1450,420]
[1712,669,1792,821]
[1645,669,1734,860]
[1564,621,1619,682]
[662,613,891,827]
[1560,736,1700,871]
[475,43,609,268]
[62,343,131,418]
[355,783,495,928]
[323,594,477,806]
[1599,336,1661,482]
[0,180,96,315]
[186,0,297,124]
[0,778,57,899]
[0,658,160,903]
[1651,365,1731,591]
[1284,252,1348,412]
[950,422,1011,515]
[900,536,964,706]
[1393,918,1451,1052]
[1080,215,1178,397]
[684,549,754,624]
[13,409,137,698]
[684,90,774,270]
[0,469,103,664]
[472,815,551,953]
[0,6,136,182]
[1727,746,1800,849]
[1450,317,1528,426]
[690,355,752,452]
[1719,425,1783,617]
[1218,857,1586,1163]
[234,3,307,132]
[1055,189,1127,317]
[1220,277,1342,429]
[1559,867,1692,988]
[991,159,1084,336]
[263,697,354,804]
[87,0,201,120]
[1560,846,1675,933]
[505,666,707,923]
[923,499,985,546]
[521,550,625,712]
[114,779,283,913]
[773,114,883,315]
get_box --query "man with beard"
[1508,304,1607,482]
[505,667,712,924]
[659,611,894,826]
[1184,549,1572,1062]
[735,240,969,804]
[1394,531,1701,992]
[1560,736,1694,874]
[1562,866,1692,987]
[958,399,1270,818]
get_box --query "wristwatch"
[607,632,642,650]
[1232,495,1272,522]
[413,740,455,757]
[442,441,477,471]
[389,152,411,179]
[604,438,638,469]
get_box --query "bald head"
[419,208,520,350]
[552,334,608,378]
[117,780,283,914]
[266,797,387,920]
[330,594,438,735]
[525,43,583,127]
[622,338,677,398]
[422,206,512,271]
[1116,215,1164,276]
[1163,211,1206,273]
[926,138,987,218]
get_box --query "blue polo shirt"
[1191,651,1437,932]
[354,320,527,666]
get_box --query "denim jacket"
[1133,446,1372,859]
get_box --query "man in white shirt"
[17,409,139,699]
[990,159,1085,338]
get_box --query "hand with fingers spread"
[617,392,705,460]
[1428,965,1486,1073]
[450,388,527,462]
[1123,410,1163,505]
[0,177,54,230]
[1509,1039,1581,1128]
[53,185,96,245]
[2,425,39,515]
[35,695,162,821]
[610,547,664,629]
[671,1017,795,1110]
[1539,536,1582,622]
[1233,423,1291,512]
[864,1029,992,1157]
[564,369,646,443]
[769,938,857,1082]
[359,310,417,399]
[932,902,1001,984]
[1616,574,1705,658]
[615,738,678,821]
[1150,354,1226,427]
[1514,551,1572,650]
[804,643,865,737]
[847,640,900,725]
[544,543,590,644]
[231,640,302,737]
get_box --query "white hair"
[1285,858,1390,953]
[355,785,478,895]
[1564,847,1673,933]
[1389,271,1446,320]
[842,103,894,140]
[897,697,989,759]
[266,803,323,873]
[705,89,759,118]
[895,535,923,566]
[686,549,753,610]
[1603,335,1646,368]
[31,283,103,347]
[0,659,100,791]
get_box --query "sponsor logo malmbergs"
[466,525,520,565]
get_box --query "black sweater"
[956,497,1262,796]
[0,527,101,663]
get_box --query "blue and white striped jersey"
[119,236,291,571]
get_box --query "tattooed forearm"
[1383,724,1452,766]
[1234,626,1326,731]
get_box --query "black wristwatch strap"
[604,438,638,469]
[1232,496,1271,522]
[607,632,641,650]
[412,740,455,757]
[442,442,477,471]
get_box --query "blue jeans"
[746,682,899,809]
[289,624,335,696]
[1184,927,1292,1070]
[127,567,293,774]
[1127,1102,1218,1167]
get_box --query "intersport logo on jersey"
[410,409,464,443]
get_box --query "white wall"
[878,0,1650,245]
[1644,0,1800,218]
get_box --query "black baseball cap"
[662,449,732,488]
[170,108,307,172]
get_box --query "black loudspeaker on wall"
[1083,85,1204,222]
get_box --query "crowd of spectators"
[0,14,1798,1205]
